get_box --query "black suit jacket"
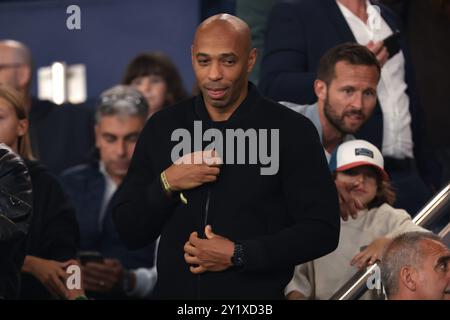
[60,162,155,271]
[29,98,95,176]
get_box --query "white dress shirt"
[336,0,414,159]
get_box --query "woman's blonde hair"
[0,85,34,160]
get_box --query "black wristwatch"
[231,243,245,268]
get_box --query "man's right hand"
[165,150,222,191]
[335,180,364,221]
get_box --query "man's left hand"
[184,225,234,274]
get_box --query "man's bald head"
[193,14,252,54]
[0,40,32,66]
[0,40,32,92]
[191,14,257,120]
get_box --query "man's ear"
[247,48,257,73]
[191,45,195,66]
[314,79,327,102]
[399,266,417,292]
[17,65,31,90]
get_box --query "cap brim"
[336,161,389,181]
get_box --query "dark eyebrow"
[220,53,237,59]
[195,53,237,59]
[124,132,140,140]
[364,87,377,93]
[102,133,117,139]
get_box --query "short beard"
[323,93,365,135]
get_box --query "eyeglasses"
[0,63,22,71]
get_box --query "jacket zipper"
[196,123,219,299]
[196,187,212,299]
[203,188,212,231]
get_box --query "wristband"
[160,170,188,205]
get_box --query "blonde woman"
[0,85,84,299]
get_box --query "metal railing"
[439,222,450,247]
[329,183,450,300]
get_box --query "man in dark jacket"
[61,85,156,299]
[112,13,340,299]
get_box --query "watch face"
[232,256,242,267]
[232,244,244,267]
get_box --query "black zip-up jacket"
[112,84,340,299]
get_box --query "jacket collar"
[322,0,399,41]
[194,82,259,127]
[321,0,356,42]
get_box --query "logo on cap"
[355,148,374,158]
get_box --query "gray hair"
[96,85,149,123]
[380,231,442,298]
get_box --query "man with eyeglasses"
[0,39,95,175]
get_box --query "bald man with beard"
[112,14,340,299]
